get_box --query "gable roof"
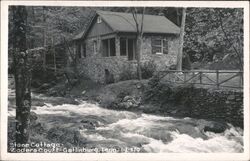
[73,10,180,40]
[97,10,180,34]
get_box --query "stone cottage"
[71,10,180,83]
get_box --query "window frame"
[93,40,97,55]
[120,38,128,56]
[152,38,168,55]
[120,37,136,60]
[102,38,116,57]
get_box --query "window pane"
[163,47,168,54]
[163,40,168,54]
[110,38,116,56]
[163,40,168,48]
[93,41,97,54]
[102,39,108,57]
[83,43,86,57]
[120,38,127,56]
[155,47,162,53]
[77,43,81,58]
[152,39,161,46]
[152,38,162,54]
[152,46,162,54]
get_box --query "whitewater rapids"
[17,98,243,153]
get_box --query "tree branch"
[217,10,243,70]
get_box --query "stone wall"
[177,88,243,128]
[141,35,179,71]
[146,83,244,128]
[76,34,179,83]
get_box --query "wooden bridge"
[156,70,243,90]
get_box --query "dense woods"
[9,6,243,70]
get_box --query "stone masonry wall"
[150,84,244,128]
[77,34,179,83]
[141,35,179,71]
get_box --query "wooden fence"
[157,70,243,90]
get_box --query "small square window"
[97,16,102,23]
[152,38,168,55]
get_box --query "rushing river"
[16,97,242,153]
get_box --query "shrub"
[141,60,157,79]
[119,65,137,81]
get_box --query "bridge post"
[216,70,219,89]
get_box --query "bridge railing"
[157,70,243,90]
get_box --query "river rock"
[80,115,105,129]
[118,95,140,109]
[203,121,229,133]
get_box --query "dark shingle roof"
[97,10,180,34]
[73,10,180,40]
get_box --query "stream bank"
[68,78,243,129]
[8,77,244,153]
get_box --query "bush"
[141,60,157,79]
[119,65,137,81]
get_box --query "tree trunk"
[136,37,142,80]
[176,8,187,71]
[12,6,31,145]
[132,7,145,81]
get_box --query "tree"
[12,6,31,145]
[176,8,187,70]
[131,7,145,80]
[216,9,243,70]
[183,8,243,70]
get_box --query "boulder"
[80,119,99,129]
[203,121,229,133]
[80,115,106,130]
[118,95,141,109]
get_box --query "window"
[76,43,86,58]
[93,40,97,54]
[82,43,86,57]
[120,38,127,56]
[97,16,102,23]
[110,38,116,56]
[76,43,81,58]
[120,37,135,60]
[152,38,168,55]
[102,38,116,57]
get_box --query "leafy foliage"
[141,60,157,79]
[184,8,243,69]
[8,7,244,70]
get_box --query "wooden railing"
[157,70,243,90]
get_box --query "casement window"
[82,43,86,57]
[152,38,168,55]
[93,40,97,55]
[120,37,135,60]
[77,43,86,58]
[102,38,116,57]
[120,38,127,56]
[77,43,81,58]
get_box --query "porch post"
[115,35,120,56]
